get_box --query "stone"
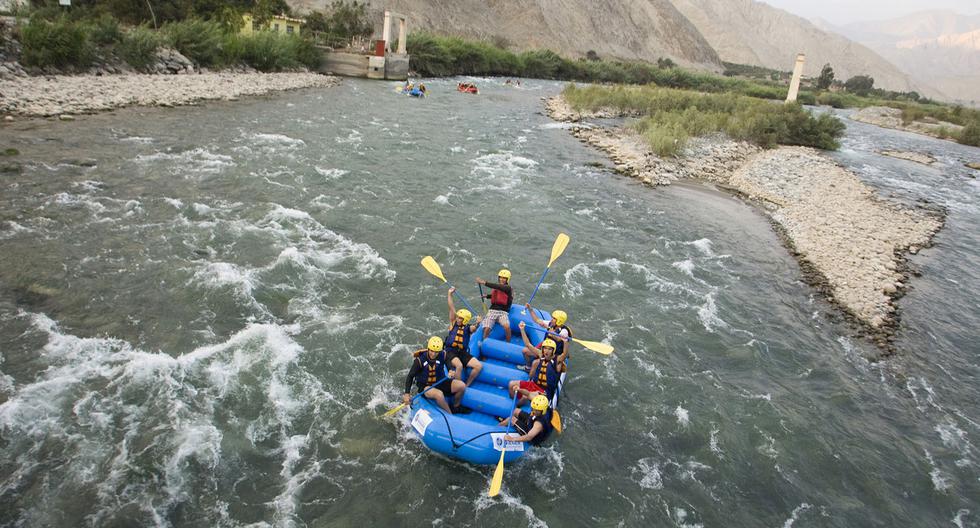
[58,114,75,121]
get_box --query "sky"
[759,0,980,25]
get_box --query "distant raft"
[407,305,565,465]
[457,82,479,94]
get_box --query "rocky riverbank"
[0,72,340,118]
[547,96,944,351]
[851,106,962,141]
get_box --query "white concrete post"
[397,18,407,54]
[786,53,806,103]
[382,11,392,52]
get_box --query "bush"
[20,16,93,69]
[86,14,122,45]
[565,84,846,155]
[119,25,168,70]
[163,18,224,66]
[959,122,980,147]
[223,32,319,71]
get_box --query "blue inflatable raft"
[407,305,565,465]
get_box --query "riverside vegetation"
[561,83,846,156]
[406,32,980,147]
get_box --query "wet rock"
[57,114,75,121]
[967,162,980,171]
[879,150,936,165]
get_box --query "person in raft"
[476,269,513,343]
[499,394,553,445]
[507,322,564,406]
[446,287,483,387]
[402,336,467,414]
[519,304,572,371]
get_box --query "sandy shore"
[0,72,340,117]
[547,96,944,348]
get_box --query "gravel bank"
[851,106,962,141]
[0,72,340,117]
[879,150,937,165]
[546,95,944,346]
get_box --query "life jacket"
[517,410,553,446]
[542,323,572,358]
[490,288,511,309]
[529,357,560,400]
[413,349,447,389]
[445,322,471,352]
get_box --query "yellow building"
[241,13,305,35]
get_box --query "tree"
[657,57,675,69]
[844,74,874,94]
[304,10,328,34]
[325,1,372,42]
[253,0,291,25]
[585,50,600,61]
[816,63,834,90]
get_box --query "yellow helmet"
[531,394,549,412]
[541,339,557,351]
[551,310,568,326]
[498,269,511,279]
[427,336,444,352]
[456,309,472,325]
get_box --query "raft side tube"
[410,398,526,465]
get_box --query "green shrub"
[119,26,168,70]
[958,122,980,147]
[222,32,319,71]
[406,33,455,76]
[20,16,93,69]
[163,18,224,66]
[519,49,563,79]
[567,84,846,155]
[287,34,321,70]
[86,14,122,45]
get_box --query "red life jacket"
[490,288,510,307]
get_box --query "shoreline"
[0,72,341,118]
[548,95,945,355]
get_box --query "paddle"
[421,256,478,314]
[545,331,614,355]
[489,392,519,498]
[382,374,450,418]
[525,233,570,309]
[478,283,489,314]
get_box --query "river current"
[0,78,978,527]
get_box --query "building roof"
[243,13,305,24]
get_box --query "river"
[0,78,977,527]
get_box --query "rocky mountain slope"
[833,11,980,103]
[668,0,924,94]
[291,0,944,98]
[291,0,723,69]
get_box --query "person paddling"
[499,394,553,445]
[476,269,513,343]
[508,322,563,406]
[520,304,572,371]
[446,287,483,390]
[402,336,466,414]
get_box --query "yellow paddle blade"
[382,402,406,418]
[420,256,447,283]
[573,338,614,355]
[547,233,570,267]
[551,410,563,434]
[488,450,506,497]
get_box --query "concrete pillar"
[382,11,392,53]
[397,18,407,54]
[786,53,806,103]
